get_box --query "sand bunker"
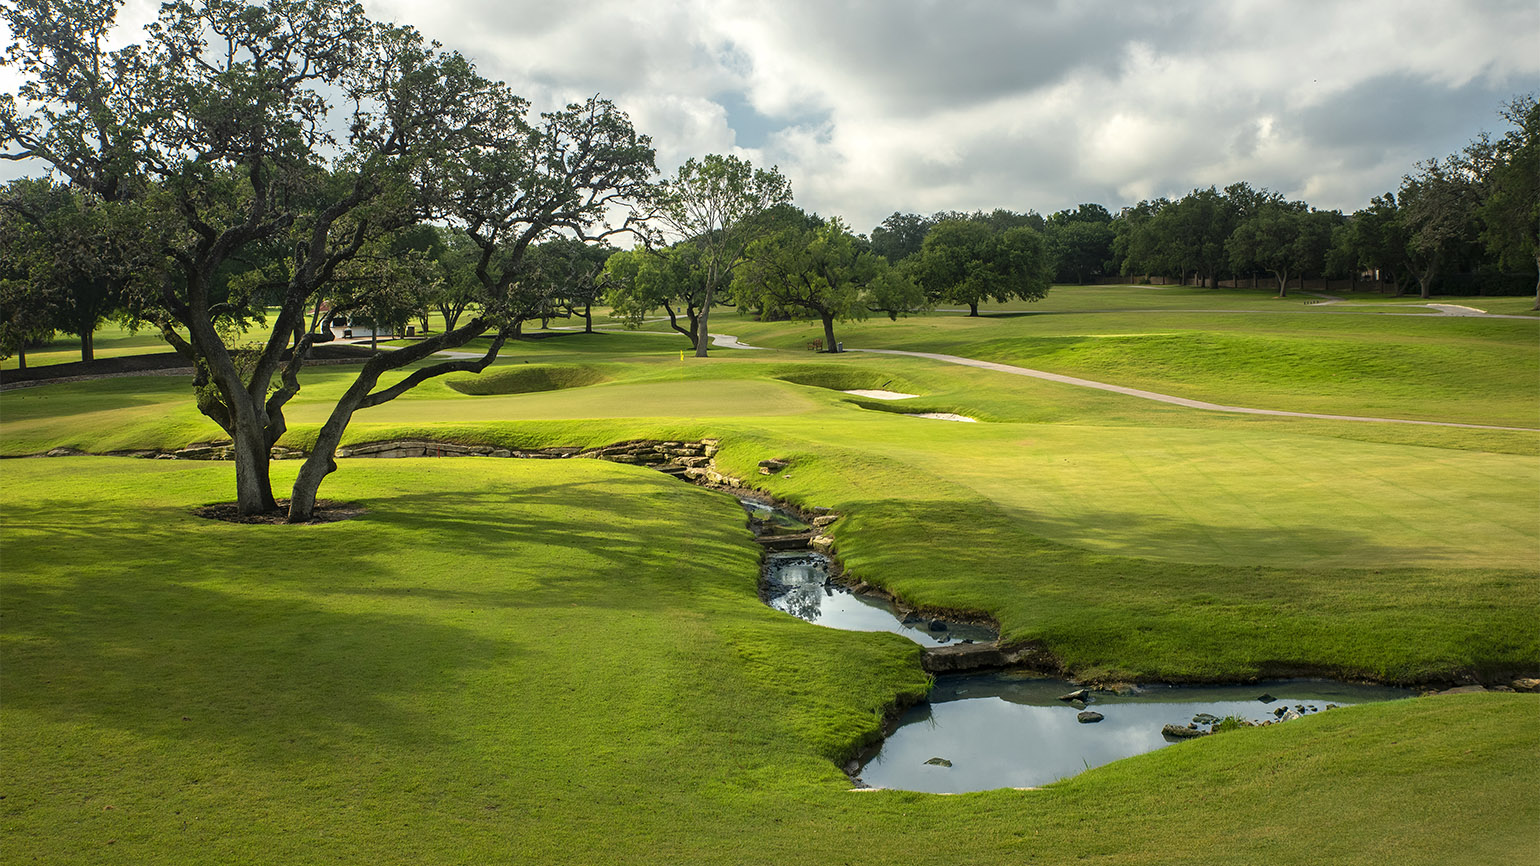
[905,412,977,423]
[842,389,919,400]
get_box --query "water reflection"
[858,673,1415,793]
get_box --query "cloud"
[6,0,1536,232]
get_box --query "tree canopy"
[734,213,923,352]
[1,0,654,519]
[651,154,791,356]
[913,218,1053,315]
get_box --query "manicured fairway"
[2,286,1536,863]
[1,458,1534,864]
[716,285,1540,428]
[286,377,822,424]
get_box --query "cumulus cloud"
[6,0,1536,234]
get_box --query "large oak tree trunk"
[287,320,506,522]
[821,313,839,353]
[228,395,279,514]
[968,301,979,316]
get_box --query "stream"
[743,498,998,647]
[737,495,1414,794]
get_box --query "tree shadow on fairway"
[337,475,764,615]
[0,500,515,761]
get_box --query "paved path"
[850,348,1539,432]
[430,326,1537,433]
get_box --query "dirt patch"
[195,499,366,525]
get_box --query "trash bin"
[837,341,843,352]
[406,326,415,337]
[342,328,352,338]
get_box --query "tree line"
[867,96,1536,305]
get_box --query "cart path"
[849,348,1539,433]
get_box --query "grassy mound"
[446,363,610,396]
[773,364,919,395]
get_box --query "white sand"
[842,389,919,400]
[905,412,977,423]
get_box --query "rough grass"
[2,458,1534,864]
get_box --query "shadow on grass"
[0,473,760,760]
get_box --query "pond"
[855,672,1416,793]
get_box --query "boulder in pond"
[1161,724,1206,739]
[1191,713,1220,725]
[1077,711,1104,723]
[927,619,948,632]
[1058,688,1090,702]
[924,757,953,768]
[1256,693,1276,703]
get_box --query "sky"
[6,1,1538,234]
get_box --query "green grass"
[1,320,173,370]
[4,350,1534,680]
[2,458,1534,864]
[3,286,1537,862]
[715,291,1540,428]
[443,362,610,395]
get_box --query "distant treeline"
[870,95,1538,303]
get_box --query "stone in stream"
[927,619,948,632]
[1057,688,1090,702]
[1191,713,1220,725]
[1161,724,1206,739]
[1077,711,1104,723]
[1256,693,1277,703]
[923,757,953,768]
